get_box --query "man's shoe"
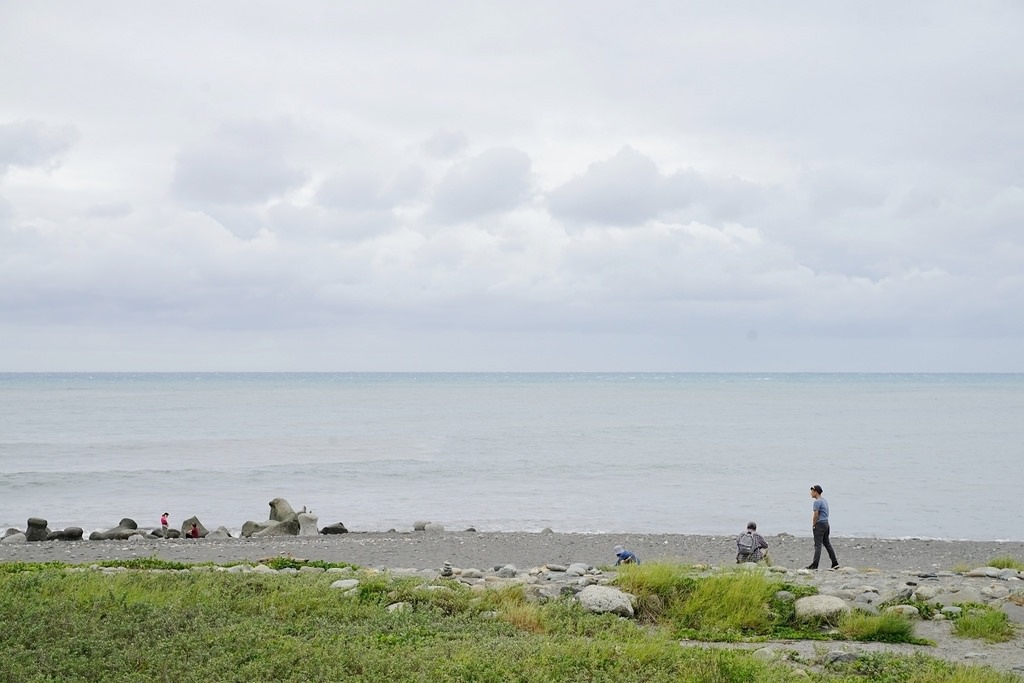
[805,565,817,570]
[830,564,840,570]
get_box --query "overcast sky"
[2,2,1022,372]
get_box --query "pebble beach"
[3,531,1023,572]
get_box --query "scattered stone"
[25,518,50,542]
[794,595,851,623]
[576,585,634,617]
[46,527,84,541]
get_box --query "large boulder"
[242,520,276,538]
[180,516,208,538]
[90,519,143,541]
[794,595,851,624]
[25,518,50,542]
[575,585,635,617]
[269,498,296,522]
[206,526,233,539]
[252,518,300,537]
[296,511,319,536]
[1,532,27,544]
[47,527,84,541]
[321,522,349,535]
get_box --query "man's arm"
[811,501,820,527]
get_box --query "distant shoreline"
[3,532,1023,572]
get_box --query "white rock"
[575,585,634,617]
[794,595,851,622]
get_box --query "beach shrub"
[952,606,1016,643]
[831,651,1022,683]
[668,569,781,639]
[987,556,1024,572]
[837,611,919,643]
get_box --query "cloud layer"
[1,2,1022,371]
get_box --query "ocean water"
[1,373,1021,541]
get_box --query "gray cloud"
[316,165,425,212]
[430,147,532,222]
[0,120,80,173]
[171,120,308,207]
[421,129,469,159]
[1,3,1023,371]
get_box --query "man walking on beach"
[807,484,839,570]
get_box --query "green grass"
[987,556,1024,571]
[829,652,1022,683]
[838,611,919,643]
[952,606,1017,643]
[0,561,1019,682]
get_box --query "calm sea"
[1,373,1020,541]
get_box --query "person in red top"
[160,513,169,537]
[188,523,200,539]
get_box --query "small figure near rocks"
[613,545,639,565]
[736,521,770,564]
[807,484,840,570]
[188,522,200,539]
[160,512,169,538]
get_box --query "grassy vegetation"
[837,611,917,643]
[952,606,1017,643]
[987,556,1024,572]
[0,561,1018,682]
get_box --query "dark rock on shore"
[321,522,348,534]
[25,518,50,542]
[90,519,141,541]
[46,527,84,541]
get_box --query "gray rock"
[936,587,984,606]
[269,498,296,522]
[320,522,349,534]
[1,532,27,544]
[794,595,851,623]
[413,521,431,531]
[90,520,143,540]
[424,523,446,533]
[576,585,634,617]
[206,526,233,539]
[252,519,300,537]
[47,527,84,541]
[496,564,518,578]
[180,516,208,538]
[884,605,920,619]
[25,518,50,542]
[296,512,319,536]
[241,520,275,537]
[330,579,360,591]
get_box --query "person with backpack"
[736,521,769,564]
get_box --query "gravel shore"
[3,531,1023,572]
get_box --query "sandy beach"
[3,531,1023,571]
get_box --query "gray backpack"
[737,531,756,557]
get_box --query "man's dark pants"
[810,521,839,568]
